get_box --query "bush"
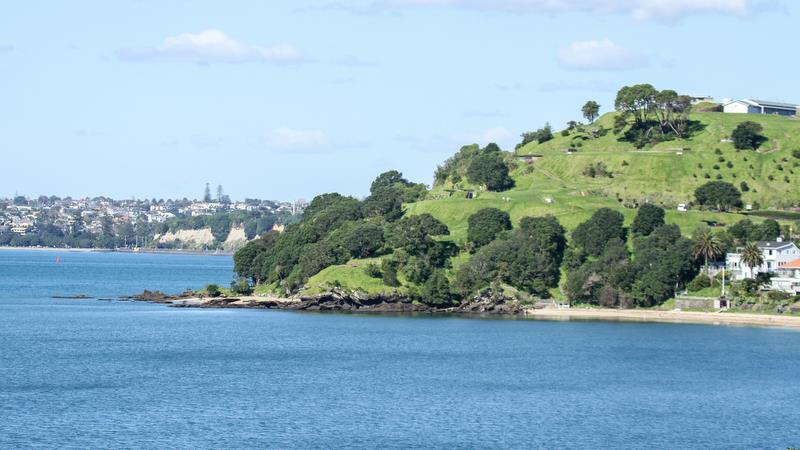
[230,279,253,296]
[205,284,222,298]
[364,262,382,279]
[687,274,712,292]
[793,149,800,159]
[381,258,400,287]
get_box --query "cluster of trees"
[517,124,554,149]
[565,207,698,307]
[613,84,696,148]
[234,171,435,294]
[434,143,515,192]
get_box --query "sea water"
[1,249,799,448]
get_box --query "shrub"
[364,262,382,279]
[230,279,253,296]
[687,274,712,292]
[205,284,222,298]
[793,149,800,159]
[726,161,734,169]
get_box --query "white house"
[770,259,800,294]
[726,238,800,280]
[723,99,798,116]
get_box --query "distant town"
[0,185,306,250]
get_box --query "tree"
[692,229,723,277]
[631,204,665,236]
[216,185,224,202]
[731,121,765,150]
[203,183,212,202]
[582,101,600,123]
[571,208,626,257]
[422,270,454,306]
[467,208,512,249]
[466,151,514,191]
[694,181,742,211]
[740,243,764,279]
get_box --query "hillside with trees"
[233,84,800,307]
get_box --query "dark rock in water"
[52,294,94,299]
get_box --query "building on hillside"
[770,259,800,294]
[687,95,715,105]
[726,238,800,280]
[722,99,798,116]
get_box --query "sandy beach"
[526,308,800,329]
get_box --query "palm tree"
[740,243,764,279]
[693,230,723,277]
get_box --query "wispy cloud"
[377,0,768,22]
[557,39,648,71]
[538,79,618,92]
[117,29,303,64]
[0,44,14,53]
[266,128,328,150]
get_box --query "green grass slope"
[302,112,800,296]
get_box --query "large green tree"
[571,208,626,257]
[694,181,742,211]
[630,204,665,236]
[467,208,512,250]
[731,121,766,150]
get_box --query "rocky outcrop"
[124,287,527,316]
[286,288,525,316]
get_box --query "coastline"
[0,246,232,256]
[525,308,800,329]
[130,292,800,330]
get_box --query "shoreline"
[0,246,232,256]
[130,292,800,330]
[525,308,800,329]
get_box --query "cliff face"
[152,225,249,250]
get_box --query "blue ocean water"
[1,249,800,449]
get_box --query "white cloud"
[557,39,648,71]
[118,29,303,64]
[383,0,763,21]
[266,128,327,150]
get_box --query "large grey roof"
[749,99,799,109]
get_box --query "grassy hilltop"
[406,112,800,243]
[302,111,800,296]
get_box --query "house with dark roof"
[726,238,800,280]
[723,99,798,116]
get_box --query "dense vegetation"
[235,83,800,308]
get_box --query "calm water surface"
[1,249,799,449]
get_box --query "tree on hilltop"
[582,101,600,123]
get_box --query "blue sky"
[1,0,796,201]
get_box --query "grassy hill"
[302,112,800,296]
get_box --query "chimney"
[777,236,783,243]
